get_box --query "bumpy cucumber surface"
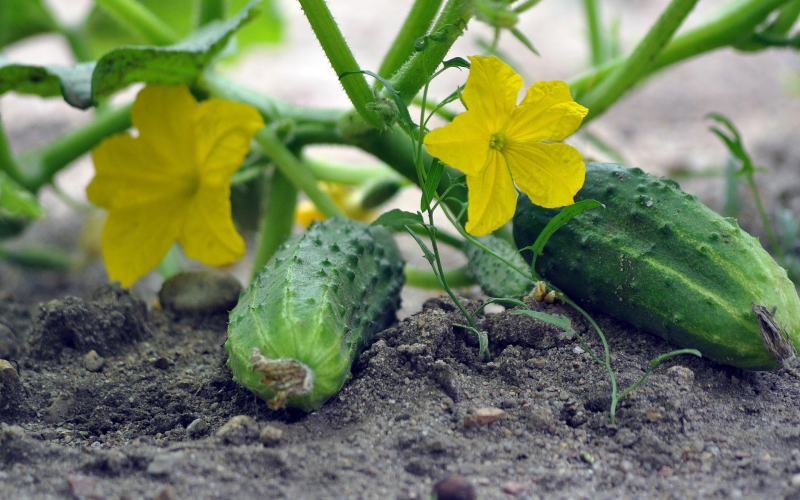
[513,162,800,370]
[465,235,534,297]
[225,217,405,411]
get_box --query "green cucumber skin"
[225,217,405,411]
[465,235,534,297]
[513,162,800,370]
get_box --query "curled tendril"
[414,19,467,53]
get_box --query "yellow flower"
[294,182,375,228]
[87,84,264,287]
[423,55,588,236]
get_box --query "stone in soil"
[158,270,242,316]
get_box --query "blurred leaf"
[0,171,43,219]
[229,0,283,49]
[371,209,423,229]
[0,0,57,48]
[0,1,260,109]
[0,170,42,238]
[82,0,197,58]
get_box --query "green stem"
[303,156,399,185]
[296,0,384,129]
[616,349,701,401]
[378,0,444,79]
[746,173,786,264]
[583,0,606,66]
[253,128,344,219]
[571,0,790,111]
[407,224,465,250]
[94,0,180,45]
[771,0,800,33]
[17,104,133,191]
[390,0,473,104]
[579,0,700,122]
[404,264,474,289]
[251,169,297,277]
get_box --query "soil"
[4,282,800,500]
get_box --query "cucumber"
[224,217,405,411]
[464,235,534,297]
[513,162,800,370]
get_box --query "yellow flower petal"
[505,81,588,142]
[194,98,265,181]
[423,110,491,176]
[130,85,197,176]
[503,142,585,208]
[463,55,523,132]
[88,133,197,211]
[464,149,517,236]
[101,202,187,287]
[178,185,245,265]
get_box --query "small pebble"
[66,476,99,497]
[155,485,177,500]
[82,350,105,372]
[216,415,260,445]
[186,418,208,438]
[259,425,283,446]
[501,481,524,496]
[152,357,171,370]
[0,360,28,417]
[147,452,183,476]
[432,474,476,500]
[790,473,800,488]
[646,410,663,422]
[667,365,694,386]
[572,346,585,354]
[658,465,672,478]
[158,270,242,315]
[464,408,506,427]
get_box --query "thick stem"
[390,0,473,104]
[579,0,700,122]
[93,0,180,45]
[17,104,133,191]
[296,0,384,129]
[251,169,297,278]
[254,128,345,219]
[378,0,444,79]
[571,0,790,110]
[404,264,474,289]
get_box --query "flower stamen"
[489,132,508,152]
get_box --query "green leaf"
[229,0,284,49]
[81,0,197,58]
[371,208,424,229]
[0,58,94,107]
[518,199,603,271]
[421,159,444,212]
[0,1,260,109]
[0,0,57,47]
[512,309,572,331]
[0,171,43,219]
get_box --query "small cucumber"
[513,162,800,370]
[225,217,405,411]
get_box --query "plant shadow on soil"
[3,285,800,500]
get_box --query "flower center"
[489,132,508,152]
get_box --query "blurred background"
[2,0,799,316]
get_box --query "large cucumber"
[225,217,405,411]
[513,162,800,370]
